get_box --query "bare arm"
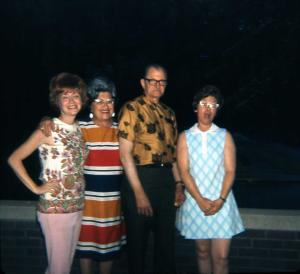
[206,131,236,215]
[176,132,213,213]
[220,131,236,198]
[119,137,153,216]
[172,161,185,207]
[8,130,60,195]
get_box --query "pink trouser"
[37,211,82,274]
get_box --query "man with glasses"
[118,64,185,274]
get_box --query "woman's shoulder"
[121,96,141,108]
[186,123,199,134]
[78,119,93,127]
[112,121,118,128]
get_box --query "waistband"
[137,163,173,169]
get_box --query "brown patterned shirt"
[118,95,178,165]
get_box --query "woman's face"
[196,95,219,127]
[58,89,82,117]
[91,91,114,123]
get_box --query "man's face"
[140,67,167,102]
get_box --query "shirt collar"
[141,95,160,107]
[190,123,219,133]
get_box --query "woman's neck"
[198,123,212,132]
[58,114,76,125]
[93,119,113,128]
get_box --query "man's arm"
[119,137,153,216]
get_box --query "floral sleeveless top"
[37,118,86,213]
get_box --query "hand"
[174,185,185,207]
[34,179,61,195]
[204,198,224,216]
[38,117,54,137]
[135,191,153,217]
[198,197,214,215]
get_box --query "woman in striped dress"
[76,75,126,274]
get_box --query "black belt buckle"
[140,163,173,168]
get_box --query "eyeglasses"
[199,100,219,110]
[94,98,114,105]
[144,78,167,86]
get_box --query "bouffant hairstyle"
[192,85,224,111]
[87,75,117,101]
[49,72,88,110]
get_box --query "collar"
[53,117,77,129]
[140,95,160,107]
[190,123,219,134]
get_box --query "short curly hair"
[192,85,224,111]
[49,72,88,110]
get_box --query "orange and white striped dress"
[76,120,126,261]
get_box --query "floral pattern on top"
[37,118,87,213]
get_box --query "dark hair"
[49,72,88,110]
[143,64,168,79]
[87,75,117,101]
[192,85,224,110]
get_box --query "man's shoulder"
[124,95,145,105]
[120,96,146,111]
[160,101,176,116]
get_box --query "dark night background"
[2,0,300,208]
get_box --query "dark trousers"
[121,166,176,274]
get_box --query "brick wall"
[230,230,300,273]
[1,219,47,274]
[175,229,300,274]
[1,202,300,274]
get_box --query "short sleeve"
[118,102,138,142]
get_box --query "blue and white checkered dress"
[176,123,244,239]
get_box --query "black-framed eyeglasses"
[144,78,168,86]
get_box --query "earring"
[112,112,115,117]
[89,112,94,119]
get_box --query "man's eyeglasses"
[144,78,167,86]
[199,100,219,110]
[94,98,115,105]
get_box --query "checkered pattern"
[176,124,244,239]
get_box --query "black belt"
[138,163,173,168]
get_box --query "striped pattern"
[76,121,126,261]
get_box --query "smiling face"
[91,91,114,124]
[196,95,218,130]
[140,67,167,103]
[58,88,82,117]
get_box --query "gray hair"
[87,75,117,100]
